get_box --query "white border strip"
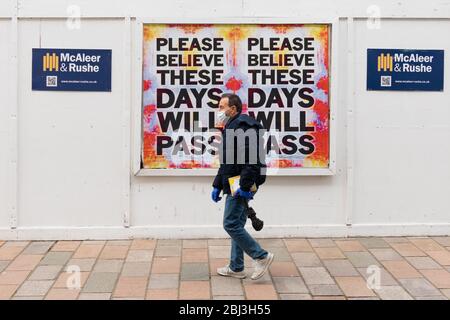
[1,224,449,240]
[7,11,18,229]
[122,16,132,227]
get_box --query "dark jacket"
[212,112,267,194]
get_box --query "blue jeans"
[223,194,268,272]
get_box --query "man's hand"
[211,187,222,202]
[234,188,254,200]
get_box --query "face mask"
[216,110,230,126]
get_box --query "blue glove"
[234,188,254,200]
[211,187,222,202]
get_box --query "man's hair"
[221,93,242,113]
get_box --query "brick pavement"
[0,237,449,300]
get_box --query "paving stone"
[0,261,9,273]
[146,288,178,300]
[45,288,80,300]
[323,259,359,276]
[357,267,398,286]
[291,252,322,267]
[83,272,119,293]
[0,285,18,299]
[182,248,208,263]
[15,280,54,296]
[272,276,308,294]
[269,261,299,277]
[207,239,230,246]
[99,245,129,260]
[126,250,153,262]
[180,263,209,281]
[130,239,156,250]
[441,289,450,299]
[420,269,450,288]
[308,239,336,248]
[258,239,285,248]
[29,265,63,280]
[344,251,381,268]
[65,259,96,272]
[113,277,147,298]
[106,240,131,246]
[148,274,179,290]
[39,252,72,266]
[375,286,413,300]
[0,270,31,285]
[155,246,182,257]
[308,284,343,296]
[152,288,178,300]
[405,256,442,270]
[415,295,447,300]
[7,255,43,271]
[213,295,245,300]
[81,241,106,245]
[0,246,25,260]
[157,240,182,246]
[211,276,244,296]
[315,247,346,260]
[399,278,442,297]
[244,284,278,300]
[78,293,111,300]
[409,238,445,252]
[121,262,151,277]
[335,276,376,297]
[427,250,450,266]
[209,246,231,259]
[359,238,390,249]
[382,237,411,244]
[268,247,292,262]
[279,293,312,300]
[11,296,43,300]
[22,242,54,255]
[151,257,181,274]
[390,243,426,257]
[179,280,210,299]
[284,239,313,252]
[3,242,30,247]
[432,237,450,247]
[54,271,89,289]
[298,267,334,285]
[382,261,422,279]
[93,260,123,273]
[73,244,104,259]
[334,240,366,252]
[51,241,81,252]
[182,240,208,249]
[313,295,346,300]
[369,248,404,261]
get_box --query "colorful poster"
[142,24,330,170]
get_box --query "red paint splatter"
[317,76,328,94]
[319,27,329,71]
[242,103,248,113]
[307,129,329,165]
[143,80,152,91]
[143,104,156,122]
[313,99,329,124]
[225,77,243,92]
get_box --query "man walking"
[211,93,274,280]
